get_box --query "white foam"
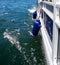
[24,22,29,27]
[31,48,35,52]
[28,7,36,13]
[33,57,37,62]
[6,29,8,32]
[3,29,37,65]
[24,43,28,46]
[15,29,20,32]
[28,31,33,36]
[31,52,34,57]
[4,12,8,15]
[23,51,26,54]
[17,32,20,35]
[3,31,22,52]
[24,54,27,60]
[11,19,16,22]
[26,60,29,63]
[31,25,33,28]
[3,32,15,44]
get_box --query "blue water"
[0,0,46,65]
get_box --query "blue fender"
[32,20,41,36]
[33,11,37,19]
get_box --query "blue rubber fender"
[32,20,41,36]
[33,11,37,19]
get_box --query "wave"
[3,29,22,52]
[28,7,36,13]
